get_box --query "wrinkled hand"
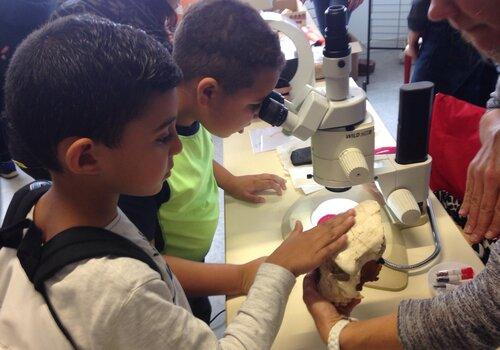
[240,256,267,295]
[303,271,360,343]
[348,0,364,11]
[404,30,422,59]
[227,173,287,203]
[460,109,500,243]
[267,210,355,277]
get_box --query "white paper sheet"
[277,139,323,195]
[249,127,294,153]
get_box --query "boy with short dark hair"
[156,0,289,321]
[0,14,353,348]
[138,0,292,322]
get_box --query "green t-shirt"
[158,122,219,261]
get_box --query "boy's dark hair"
[51,0,176,51]
[4,15,182,172]
[173,0,285,93]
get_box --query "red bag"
[429,93,485,200]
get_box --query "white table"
[223,101,484,349]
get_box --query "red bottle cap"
[461,267,474,280]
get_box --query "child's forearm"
[165,255,245,297]
[213,160,236,192]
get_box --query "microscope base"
[281,185,411,291]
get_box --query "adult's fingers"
[472,179,498,239]
[464,166,484,235]
[303,271,327,305]
[303,271,324,306]
[336,299,361,315]
[486,197,500,240]
[460,165,476,217]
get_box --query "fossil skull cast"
[318,200,386,305]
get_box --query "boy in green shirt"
[159,0,288,322]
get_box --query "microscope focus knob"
[387,188,420,226]
[339,148,369,184]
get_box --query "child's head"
[51,0,178,51]
[173,0,285,137]
[4,15,183,196]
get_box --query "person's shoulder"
[53,255,164,297]
[45,257,176,348]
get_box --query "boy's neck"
[34,176,119,242]
[176,83,200,127]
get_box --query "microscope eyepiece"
[259,91,288,127]
[323,5,351,58]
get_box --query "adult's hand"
[303,271,360,343]
[460,108,500,243]
[404,30,422,59]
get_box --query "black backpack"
[0,181,164,349]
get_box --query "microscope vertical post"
[396,82,434,165]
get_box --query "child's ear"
[197,77,219,106]
[62,138,101,175]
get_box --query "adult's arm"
[303,242,500,349]
[460,107,500,242]
[398,241,500,350]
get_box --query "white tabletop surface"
[223,100,485,350]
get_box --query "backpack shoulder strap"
[32,226,163,289]
[2,181,51,228]
[0,181,51,249]
[16,225,164,349]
